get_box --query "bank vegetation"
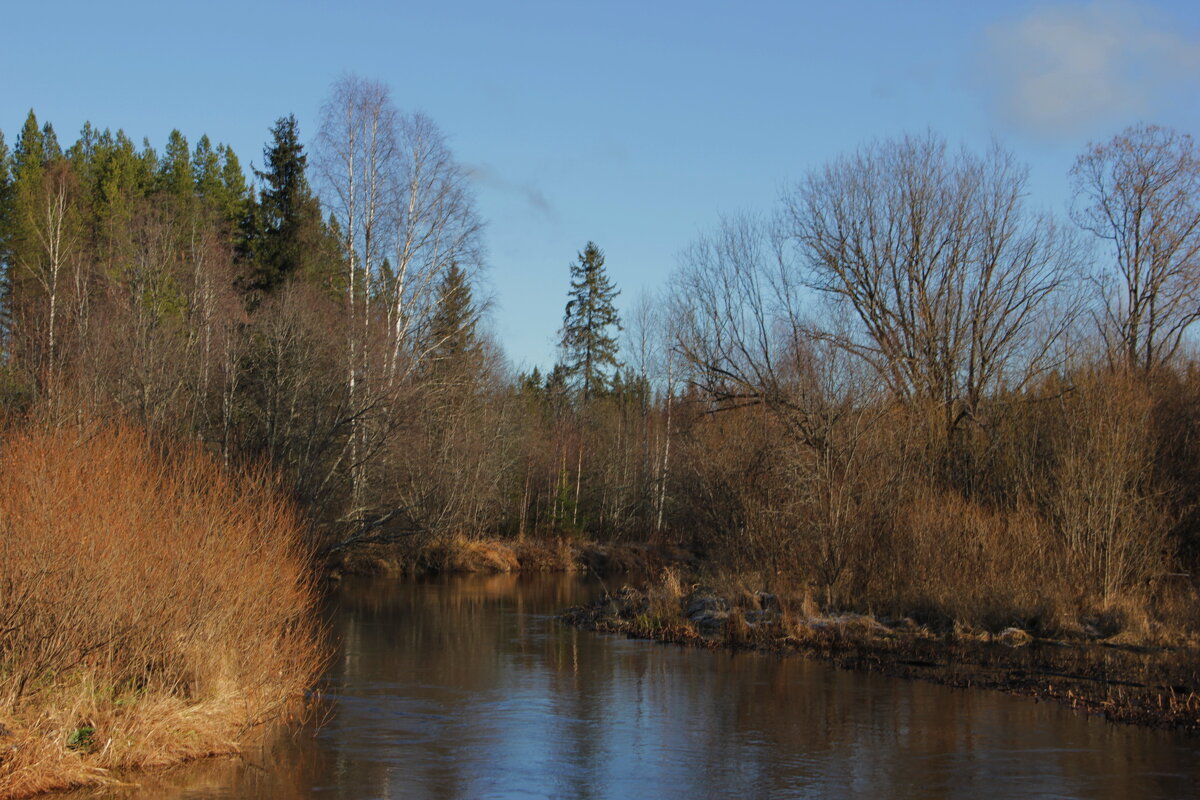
[0,421,323,798]
[2,74,1200,789]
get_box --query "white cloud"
[982,1,1200,136]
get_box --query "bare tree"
[780,133,1080,440]
[1071,124,1200,372]
[672,213,826,441]
[17,161,81,401]
[315,76,484,537]
[672,214,896,596]
[316,74,399,518]
[384,112,484,383]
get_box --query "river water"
[80,573,1200,799]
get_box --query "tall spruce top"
[558,241,621,402]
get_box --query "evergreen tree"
[219,144,248,217]
[8,112,47,279]
[248,114,327,296]
[138,137,158,182]
[194,136,249,230]
[192,134,222,198]
[0,131,10,234]
[13,112,44,176]
[0,130,11,342]
[558,241,621,401]
[91,130,149,268]
[40,122,61,162]
[66,122,99,190]
[519,366,543,397]
[427,262,481,374]
[158,129,192,199]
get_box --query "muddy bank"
[562,583,1200,733]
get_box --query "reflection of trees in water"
[92,574,1200,799]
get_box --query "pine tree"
[558,241,621,401]
[192,137,249,232]
[219,144,248,212]
[13,112,44,177]
[90,130,149,269]
[8,112,46,284]
[158,129,192,199]
[66,122,99,190]
[40,122,61,162]
[192,135,222,201]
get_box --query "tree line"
[2,79,1199,628]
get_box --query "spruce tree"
[427,262,481,373]
[558,241,621,401]
[248,114,324,295]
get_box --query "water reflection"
[77,573,1200,799]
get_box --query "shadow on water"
[72,573,1200,799]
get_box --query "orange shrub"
[0,420,325,798]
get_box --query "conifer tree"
[427,262,481,373]
[8,112,46,282]
[248,115,327,296]
[0,130,11,343]
[66,122,99,190]
[558,241,621,401]
[90,130,149,268]
[191,136,249,232]
[0,131,10,234]
[14,112,44,177]
[159,129,192,199]
[192,135,222,200]
[40,122,61,162]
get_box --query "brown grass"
[0,420,325,799]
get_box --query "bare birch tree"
[316,74,399,519]
[384,112,483,383]
[18,160,80,401]
[315,75,484,537]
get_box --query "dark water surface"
[82,573,1200,799]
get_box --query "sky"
[3,0,1200,370]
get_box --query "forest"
[1,77,1200,634]
[3,72,1200,794]
[0,76,1195,652]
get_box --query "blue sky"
[4,0,1199,369]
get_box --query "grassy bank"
[329,535,690,579]
[0,423,325,799]
[563,568,1200,732]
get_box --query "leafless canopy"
[1071,124,1200,372]
[780,132,1079,429]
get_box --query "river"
[76,573,1200,799]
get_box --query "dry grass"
[0,420,325,799]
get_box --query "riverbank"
[562,576,1200,733]
[0,423,325,800]
[327,535,693,579]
